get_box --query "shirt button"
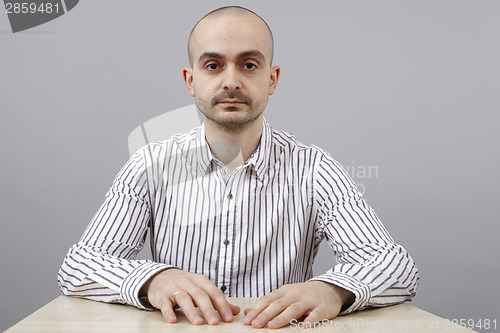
[227,193,233,199]
[220,285,227,292]
[223,239,230,246]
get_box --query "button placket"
[217,174,235,295]
[218,170,242,296]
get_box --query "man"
[58,6,419,329]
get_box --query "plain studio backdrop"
[1,1,499,331]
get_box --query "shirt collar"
[190,118,272,181]
[246,117,272,181]
[192,123,213,175]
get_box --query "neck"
[204,116,263,174]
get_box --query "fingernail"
[209,315,219,325]
[243,316,251,325]
[223,312,233,321]
[252,318,264,327]
[269,319,279,328]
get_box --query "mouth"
[218,99,246,107]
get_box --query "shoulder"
[269,125,335,162]
[134,126,201,161]
[269,125,351,181]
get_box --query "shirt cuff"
[308,271,371,315]
[120,262,176,310]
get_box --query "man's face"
[184,14,279,130]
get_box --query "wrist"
[139,268,175,298]
[332,284,355,311]
[309,280,355,310]
[139,277,153,298]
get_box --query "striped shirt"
[58,118,419,314]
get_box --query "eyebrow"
[238,50,266,62]
[197,49,266,64]
[198,52,224,64]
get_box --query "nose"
[222,65,241,90]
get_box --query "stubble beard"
[195,90,267,132]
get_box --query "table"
[6,296,475,332]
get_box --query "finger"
[267,302,310,329]
[243,290,284,325]
[250,298,301,328]
[189,289,220,325]
[302,308,326,329]
[175,290,204,325]
[230,303,241,315]
[159,301,178,323]
[201,284,235,323]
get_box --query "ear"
[268,65,280,96]
[183,67,195,97]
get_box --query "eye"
[244,63,257,70]
[206,63,220,70]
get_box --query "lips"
[218,100,246,107]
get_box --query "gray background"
[1,0,499,331]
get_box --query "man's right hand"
[141,268,240,325]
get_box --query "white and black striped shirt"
[58,118,418,314]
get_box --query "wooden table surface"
[5,296,475,332]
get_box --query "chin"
[213,113,258,127]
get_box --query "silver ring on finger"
[173,289,185,303]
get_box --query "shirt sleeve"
[309,150,419,314]
[57,147,174,309]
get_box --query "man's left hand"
[243,281,355,329]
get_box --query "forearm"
[310,242,419,314]
[313,153,419,313]
[58,241,174,309]
[57,147,172,307]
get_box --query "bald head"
[188,6,274,67]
